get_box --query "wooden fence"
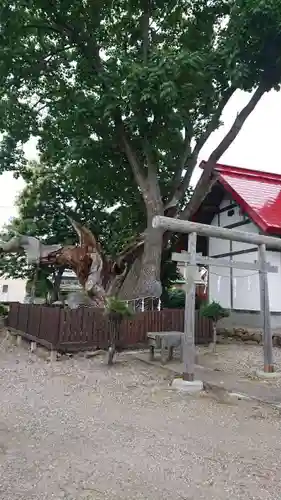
[7,303,213,352]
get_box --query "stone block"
[171,378,203,393]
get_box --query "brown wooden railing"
[7,303,213,352]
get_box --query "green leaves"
[105,296,134,317]
[0,0,227,178]
[223,0,281,89]
[0,0,281,234]
[200,300,229,322]
[26,272,53,299]
[0,303,8,317]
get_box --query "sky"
[0,88,281,229]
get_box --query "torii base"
[171,378,203,393]
[255,369,281,380]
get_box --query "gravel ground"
[0,343,281,500]
[197,341,281,383]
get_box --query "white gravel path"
[197,342,281,385]
[0,344,281,500]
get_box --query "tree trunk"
[51,268,64,302]
[119,197,164,301]
[136,211,164,299]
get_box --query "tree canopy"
[1,0,281,298]
[14,160,144,255]
[2,0,281,198]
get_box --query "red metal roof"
[211,163,281,235]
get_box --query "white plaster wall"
[208,265,231,309]
[0,278,27,303]
[219,197,233,209]
[209,235,230,257]
[232,251,259,310]
[219,205,241,227]
[232,221,260,253]
[267,251,281,312]
[208,210,231,308]
[207,195,281,312]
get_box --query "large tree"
[0,159,146,298]
[1,0,281,299]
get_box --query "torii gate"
[152,216,281,382]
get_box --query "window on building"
[2,284,8,293]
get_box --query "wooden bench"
[147,331,183,364]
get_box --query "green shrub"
[162,288,203,309]
[200,301,229,352]
[0,303,8,317]
[168,289,185,309]
[105,296,134,317]
[200,301,229,322]
[162,289,185,309]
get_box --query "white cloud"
[0,88,281,229]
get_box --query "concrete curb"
[131,352,180,376]
[131,353,281,409]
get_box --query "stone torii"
[153,215,281,386]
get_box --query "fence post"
[54,307,63,350]
[27,303,31,336]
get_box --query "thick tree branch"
[208,85,265,164]
[11,39,74,89]
[118,83,266,261]
[189,88,235,165]
[181,83,267,220]
[143,138,154,175]
[141,0,160,197]
[43,0,103,74]
[119,129,148,197]
[171,125,192,192]
[44,44,73,63]
[24,24,62,35]
[165,86,235,210]
[181,125,192,169]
